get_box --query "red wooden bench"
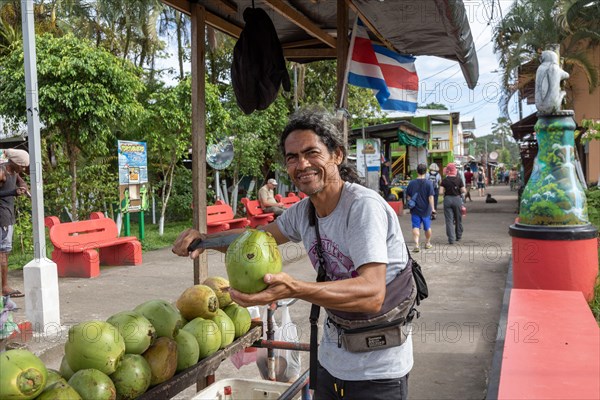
[207,200,250,233]
[240,197,275,228]
[497,289,599,400]
[44,213,142,278]
[274,192,302,208]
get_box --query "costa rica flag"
[347,19,418,112]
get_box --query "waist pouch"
[326,266,417,353]
[333,313,413,353]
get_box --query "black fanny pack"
[326,262,418,352]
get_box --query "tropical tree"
[0,33,144,220]
[422,102,448,110]
[491,117,512,149]
[493,0,600,117]
[137,77,229,234]
[159,7,191,80]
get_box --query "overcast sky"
[414,0,536,137]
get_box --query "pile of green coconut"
[0,229,283,400]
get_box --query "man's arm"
[230,262,387,314]
[172,220,289,258]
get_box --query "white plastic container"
[192,378,298,399]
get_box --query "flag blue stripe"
[347,72,391,103]
[379,98,418,112]
[372,44,416,64]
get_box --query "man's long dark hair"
[280,107,361,183]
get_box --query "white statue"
[535,50,569,114]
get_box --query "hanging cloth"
[231,7,291,114]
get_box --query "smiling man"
[173,108,413,399]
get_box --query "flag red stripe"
[351,37,379,65]
[380,64,419,90]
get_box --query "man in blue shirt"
[405,163,435,252]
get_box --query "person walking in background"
[258,178,286,216]
[406,163,436,252]
[477,166,486,197]
[425,163,441,219]
[440,162,466,245]
[379,159,392,200]
[0,149,30,298]
[463,167,473,202]
[508,167,518,191]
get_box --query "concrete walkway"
[5,184,518,399]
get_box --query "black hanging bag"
[231,7,291,114]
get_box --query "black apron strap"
[309,202,326,390]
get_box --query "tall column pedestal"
[510,223,598,301]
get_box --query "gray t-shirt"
[276,181,413,380]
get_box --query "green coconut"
[59,356,75,381]
[141,337,178,386]
[109,354,152,400]
[225,229,282,293]
[182,318,222,360]
[44,369,67,388]
[0,349,47,400]
[106,310,156,354]
[65,320,125,375]
[203,276,233,308]
[68,369,116,400]
[175,284,219,321]
[210,309,236,349]
[36,381,82,400]
[224,303,252,338]
[134,299,184,339]
[174,329,200,372]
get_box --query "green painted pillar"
[139,211,145,240]
[124,212,130,236]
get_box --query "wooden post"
[336,0,349,147]
[191,3,208,285]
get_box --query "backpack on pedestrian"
[428,171,439,190]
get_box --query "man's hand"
[229,272,293,307]
[172,228,203,259]
[16,187,27,196]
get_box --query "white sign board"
[356,138,381,178]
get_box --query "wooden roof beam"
[347,1,397,52]
[263,0,337,48]
[160,0,236,15]
[282,38,322,49]
[206,12,242,38]
[283,48,337,59]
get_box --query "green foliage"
[162,166,193,222]
[586,186,600,229]
[493,0,600,116]
[0,33,144,220]
[13,194,33,255]
[139,220,192,252]
[421,102,448,110]
[590,276,600,326]
[135,76,228,228]
[498,148,512,164]
[224,88,289,180]
[472,134,519,165]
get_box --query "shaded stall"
[155,0,480,396]
[158,0,479,284]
